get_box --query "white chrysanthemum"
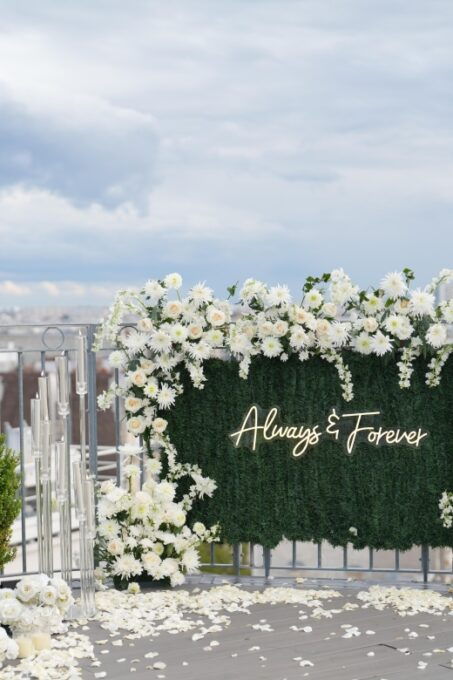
[381,271,407,298]
[187,341,211,361]
[371,331,392,356]
[304,289,323,309]
[353,331,373,355]
[157,384,177,409]
[327,322,350,347]
[331,281,357,304]
[289,325,308,349]
[154,481,176,502]
[112,554,142,580]
[108,350,126,369]
[239,278,267,303]
[123,463,140,479]
[167,506,186,528]
[261,336,283,358]
[426,323,447,348]
[161,557,180,577]
[144,379,159,398]
[164,272,183,289]
[145,458,162,476]
[384,314,405,336]
[266,285,291,307]
[98,519,120,539]
[193,521,206,536]
[189,282,213,307]
[124,396,143,413]
[204,328,224,346]
[362,294,384,315]
[170,571,186,587]
[127,415,146,435]
[123,332,149,355]
[409,288,435,317]
[181,547,201,574]
[229,332,252,354]
[169,323,188,343]
[149,330,172,354]
[142,551,161,573]
[131,492,152,521]
[192,473,217,498]
[442,302,453,323]
[144,279,165,304]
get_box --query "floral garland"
[95,268,453,576]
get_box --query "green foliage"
[0,435,21,569]
[164,355,453,550]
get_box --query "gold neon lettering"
[343,411,380,454]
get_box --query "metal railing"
[0,323,452,584]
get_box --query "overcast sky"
[0,0,452,306]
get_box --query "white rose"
[137,317,154,332]
[316,319,330,335]
[322,302,337,317]
[15,577,39,603]
[207,307,226,327]
[130,369,147,388]
[40,585,57,607]
[193,522,206,536]
[188,324,203,339]
[124,396,143,413]
[107,538,124,556]
[363,317,379,333]
[273,320,289,337]
[0,598,23,624]
[152,417,168,433]
[127,415,146,435]
[164,300,183,319]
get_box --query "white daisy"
[144,379,159,398]
[189,282,213,307]
[353,331,373,355]
[164,272,183,289]
[266,285,292,307]
[157,384,177,409]
[169,323,188,343]
[204,328,224,346]
[362,294,384,315]
[409,288,435,317]
[261,336,283,358]
[384,314,405,336]
[381,271,407,298]
[327,321,350,347]
[304,289,323,309]
[371,331,392,356]
[149,330,172,354]
[144,280,165,304]
[426,323,447,348]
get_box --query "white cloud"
[0,0,452,304]
[0,280,31,296]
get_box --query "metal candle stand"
[30,331,96,619]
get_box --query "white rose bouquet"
[0,573,73,636]
[0,626,18,669]
[96,458,219,589]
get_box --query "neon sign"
[229,405,428,458]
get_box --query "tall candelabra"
[31,331,96,618]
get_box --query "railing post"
[233,543,241,581]
[421,545,430,584]
[86,325,98,478]
[263,547,271,581]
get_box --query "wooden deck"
[76,578,453,680]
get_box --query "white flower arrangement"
[96,459,219,588]
[0,574,73,637]
[93,268,453,556]
[0,626,18,669]
[439,491,453,529]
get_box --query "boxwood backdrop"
[164,354,453,550]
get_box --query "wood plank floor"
[75,579,453,680]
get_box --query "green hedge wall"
[164,354,453,550]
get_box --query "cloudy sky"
[0,0,452,306]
